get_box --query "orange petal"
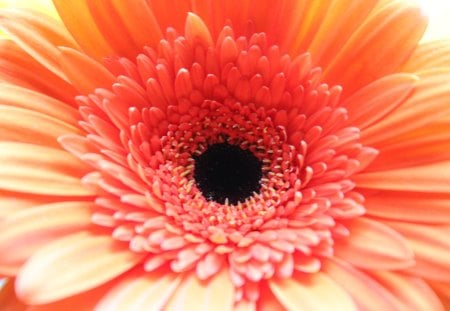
[0,9,78,80]
[0,142,93,196]
[402,40,450,72]
[0,279,27,311]
[354,161,450,193]
[86,0,139,59]
[384,221,450,282]
[364,190,450,224]
[57,47,115,95]
[334,217,414,270]
[15,232,144,304]
[0,201,93,275]
[26,278,112,311]
[430,280,450,298]
[0,0,59,20]
[148,0,191,34]
[111,0,162,50]
[323,1,427,96]
[235,300,256,311]
[324,259,400,311]
[185,13,213,47]
[52,0,113,60]
[0,105,80,147]
[0,84,78,126]
[0,39,77,104]
[307,0,378,69]
[0,190,58,220]
[165,268,234,311]
[269,272,357,311]
[256,284,285,311]
[362,69,450,146]
[95,268,181,311]
[342,73,417,129]
[366,116,450,171]
[286,0,332,54]
[369,271,445,311]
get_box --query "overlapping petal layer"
[0,0,448,310]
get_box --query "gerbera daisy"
[0,0,449,310]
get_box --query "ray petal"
[402,40,450,72]
[86,0,139,59]
[323,1,427,96]
[0,105,80,147]
[0,201,94,275]
[111,0,162,50]
[95,269,182,311]
[0,190,57,220]
[57,47,115,95]
[0,8,78,80]
[325,259,402,311]
[0,39,77,103]
[269,272,357,311]
[26,280,112,311]
[308,0,379,69]
[342,73,417,129]
[364,190,450,224]
[366,118,450,171]
[334,218,414,270]
[147,0,191,34]
[0,279,27,311]
[52,0,113,60]
[354,161,450,193]
[165,268,234,311]
[0,142,93,196]
[362,69,450,145]
[383,221,450,282]
[16,232,144,304]
[369,271,445,311]
[0,83,78,126]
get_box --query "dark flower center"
[193,142,263,205]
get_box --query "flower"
[0,0,449,310]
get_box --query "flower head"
[0,0,449,310]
